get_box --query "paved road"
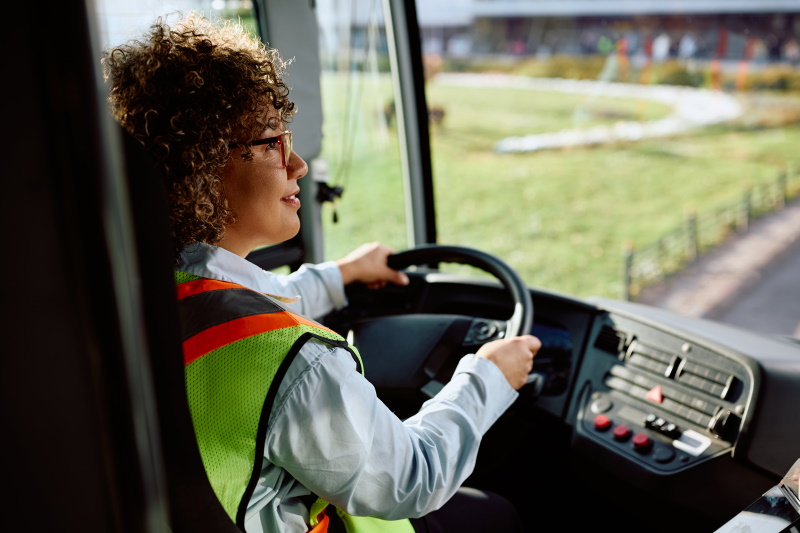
[717,245,800,339]
[637,199,800,340]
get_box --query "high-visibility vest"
[175,271,414,533]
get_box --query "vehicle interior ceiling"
[4,0,798,532]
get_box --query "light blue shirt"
[178,243,519,533]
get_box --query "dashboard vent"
[604,364,719,431]
[676,359,740,401]
[595,325,626,355]
[626,341,679,379]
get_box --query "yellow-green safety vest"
[175,272,414,533]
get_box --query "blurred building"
[94,0,800,68]
[417,0,800,63]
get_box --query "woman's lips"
[281,192,301,208]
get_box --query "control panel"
[580,388,728,472]
[574,318,753,472]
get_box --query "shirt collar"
[178,242,300,303]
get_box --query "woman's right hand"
[336,242,410,289]
[475,335,541,390]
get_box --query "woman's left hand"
[336,242,410,289]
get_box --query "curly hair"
[102,12,296,263]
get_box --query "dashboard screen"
[530,321,572,396]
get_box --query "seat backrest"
[121,129,245,533]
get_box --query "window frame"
[248,0,437,272]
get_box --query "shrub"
[516,54,606,79]
[653,61,706,87]
[746,65,800,92]
[440,54,608,80]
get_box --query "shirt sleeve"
[264,339,518,520]
[267,261,346,319]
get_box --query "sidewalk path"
[717,244,800,338]
[636,199,800,327]
[433,73,743,153]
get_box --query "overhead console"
[570,312,756,475]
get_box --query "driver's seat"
[121,128,245,533]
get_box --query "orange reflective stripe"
[176,278,243,300]
[182,310,337,365]
[308,509,329,533]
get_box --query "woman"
[103,13,539,533]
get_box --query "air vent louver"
[595,325,626,355]
[627,341,679,378]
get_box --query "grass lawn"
[318,73,800,300]
[432,123,800,299]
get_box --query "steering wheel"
[345,244,534,395]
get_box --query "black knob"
[710,409,741,442]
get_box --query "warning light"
[646,385,663,404]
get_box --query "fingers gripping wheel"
[387,244,534,339]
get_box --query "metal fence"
[622,163,800,301]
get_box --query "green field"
[319,73,800,300]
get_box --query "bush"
[746,65,800,92]
[522,54,606,79]
[653,61,706,87]
[438,55,800,95]
[440,54,607,80]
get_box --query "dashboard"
[331,272,800,531]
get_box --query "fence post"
[778,171,787,208]
[686,209,699,262]
[622,242,633,302]
[740,185,752,232]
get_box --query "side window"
[416,3,800,300]
[315,0,409,261]
[95,0,258,49]
[96,0,410,264]
[94,0,286,272]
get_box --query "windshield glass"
[315,0,409,260]
[94,0,800,311]
[416,1,800,301]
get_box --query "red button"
[613,425,631,441]
[594,415,612,431]
[633,433,653,452]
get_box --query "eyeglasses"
[228,130,292,168]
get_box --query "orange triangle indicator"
[646,385,663,404]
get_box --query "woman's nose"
[288,150,308,179]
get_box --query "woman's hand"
[336,242,410,289]
[476,335,541,390]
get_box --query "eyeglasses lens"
[283,131,292,167]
